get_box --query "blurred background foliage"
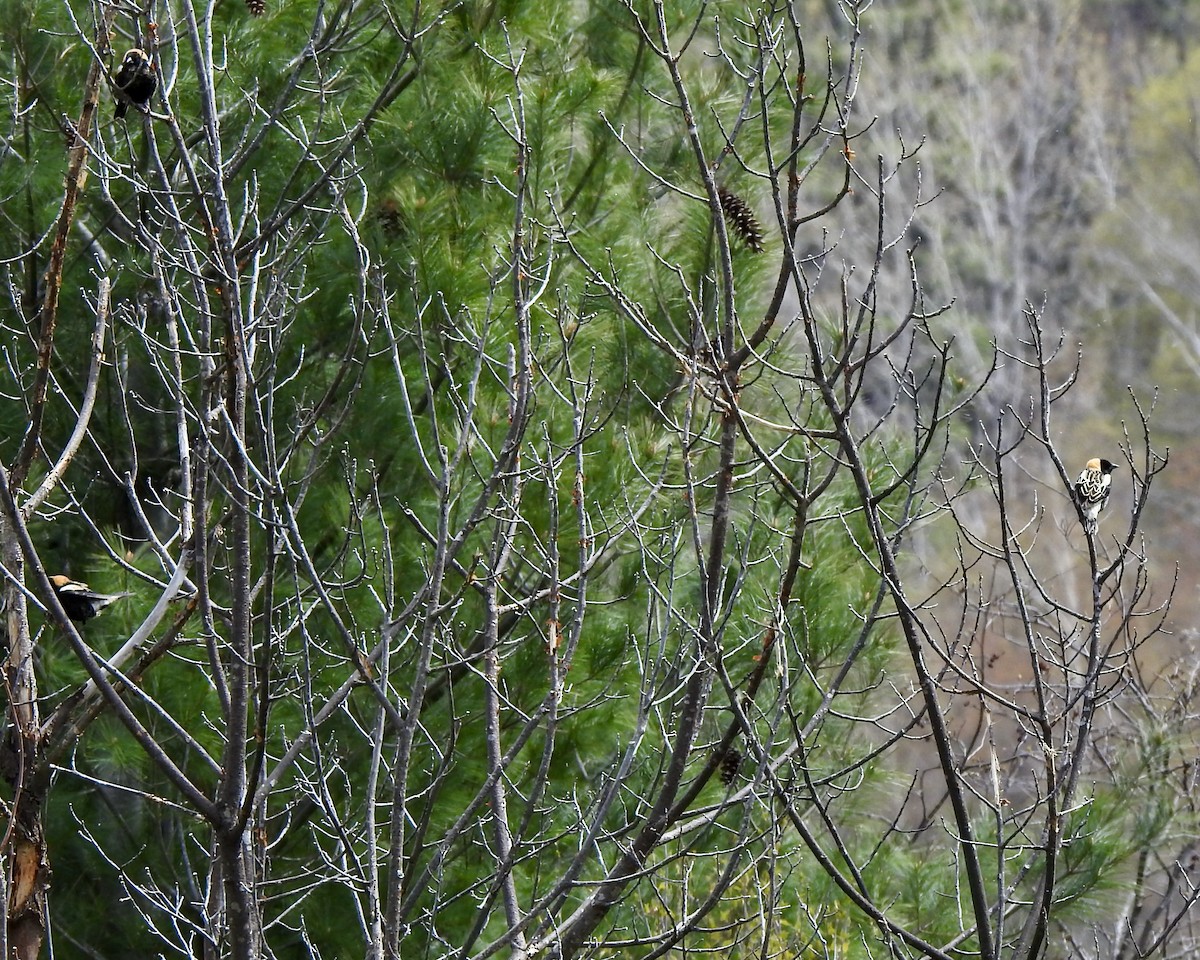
[1,0,1198,956]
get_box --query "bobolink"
[50,575,131,623]
[113,48,156,120]
[1074,457,1117,530]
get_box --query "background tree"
[0,1,1190,959]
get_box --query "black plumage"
[50,575,131,623]
[113,48,157,120]
[1074,457,1117,530]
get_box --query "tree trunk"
[0,519,46,960]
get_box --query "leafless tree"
[0,1,1185,959]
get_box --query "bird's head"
[1098,459,1117,474]
[122,48,152,70]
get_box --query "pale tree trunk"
[0,8,115,954]
[0,519,45,960]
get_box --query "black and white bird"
[1074,457,1117,530]
[113,48,157,119]
[50,575,131,623]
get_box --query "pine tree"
[0,2,1180,958]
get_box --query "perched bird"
[49,575,131,623]
[1074,457,1117,530]
[113,48,157,119]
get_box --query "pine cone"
[719,747,742,786]
[376,198,405,238]
[245,0,265,16]
[717,187,764,253]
